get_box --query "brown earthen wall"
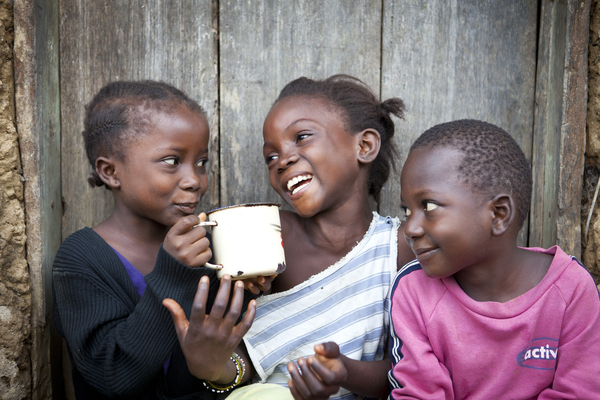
[584,0,600,289]
[0,1,31,399]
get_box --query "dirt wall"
[584,0,600,289]
[0,1,31,399]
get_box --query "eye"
[265,154,279,165]
[197,159,208,167]
[400,206,411,221]
[425,202,439,212]
[163,157,178,166]
[296,132,311,143]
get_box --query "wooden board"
[60,0,218,239]
[218,0,382,207]
[14,0,62,398]
[380,0,539,246]
[531,0,590,257]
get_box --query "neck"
[95,203,169,248]
[454,245,550,303]
[300,195,374,252]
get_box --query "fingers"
[163,298,189,341]
[170,214,201,235]
[314,342,340,358]
[235,299,256,336]
[206,275,232,322]
[188,276,210,323]
[164,214,214,267]
[288,361,311,399]
[242,279,261,295]
[306,356,340,385]
[289,380,306,400]
[242,274,278,295]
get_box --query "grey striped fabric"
[243,213,399,400]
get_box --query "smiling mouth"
[286,174,313,195]
[414,247,438,262]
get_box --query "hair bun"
[380,98,406,120]
[88,172,106,188]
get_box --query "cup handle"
[203,262,223,270]
[193,221,218,228]
[192,221,221,270]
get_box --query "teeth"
[286,174,313,192]
[292,182,310,195]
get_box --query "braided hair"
[82,80,205,188]
[410,119,532,227]
[274,75,405,203]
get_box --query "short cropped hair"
[410,119,531,228]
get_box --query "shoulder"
[390,259,432,300]
[54,227,112,273]
[528,246,599,304]
[551,247,599,300]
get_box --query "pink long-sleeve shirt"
[388,246,600,399]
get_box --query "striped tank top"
[243,212,399,400]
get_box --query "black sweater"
[52,228,255,400]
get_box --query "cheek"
[200,175,209,195]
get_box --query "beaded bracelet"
[203,352,246,393]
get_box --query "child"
[52,80,264,399]
[236,75,415,400]
[388,119,600,399]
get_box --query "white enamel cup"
[196,202,286,280]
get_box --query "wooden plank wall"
[52,0,589,397]
[60,0,539,242]
[60,0,219,239]
[379,0,538,246]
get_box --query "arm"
[538,267,600,399]
[52,236,208,398]
[388,274,453,400]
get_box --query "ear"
[490,194,516,236]
[95,156,121,189]
[357,128,381,164]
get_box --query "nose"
[277,149,299,172]
[403,211,424,240]
[180,165,202,191]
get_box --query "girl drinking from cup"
[52,80,263,399]
[234,75,415,400]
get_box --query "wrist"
[213,357,237,384]
[203,352,246,393]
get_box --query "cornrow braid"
[275,74,405,203]
[82,80,206,189]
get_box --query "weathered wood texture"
[13,0,62,398]
[379,0,539,246]
[52,0,590,397]
[219,0,382,207]
[60,0,219,239]
[531,0,591,258]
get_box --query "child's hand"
[163,213,212,267]
[242,274,277,295]
[287,342,347,400]
[163,275,256,382]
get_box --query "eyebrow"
[285,118,316,130]
[263,118,319,150]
